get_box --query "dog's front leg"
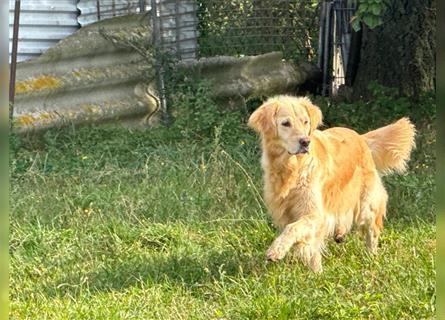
[266,214,323,272]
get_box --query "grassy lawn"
[10,93,435,319]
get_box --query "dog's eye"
[304,120,309,125]
[281,121,291,127]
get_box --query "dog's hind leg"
[365,199,386,254]
[334,209,354,243]
[358,183,387,254]
[266,214,324,272]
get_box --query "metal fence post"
[317,1,327,72]
[96,0,101,20]
[9,0,21,126]
[151,0,169,123]
[139,0,146,12]
[322,1,332,96]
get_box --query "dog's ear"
[300,97,322,134]
[248,102,278,135]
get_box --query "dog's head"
[248,96,322,155]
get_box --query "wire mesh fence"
[195,0,320,62]
[148,0,320,62]
[88,0,356,95]
[80,0,150,26]
[9,0,357,110]
[149,0,358,100]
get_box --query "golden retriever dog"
[248,95,415,272]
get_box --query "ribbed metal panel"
[9,0,80,62]
[77,0,149,26]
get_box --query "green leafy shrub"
[352,0,387,31]
[164,75,256,149]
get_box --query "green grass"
[10,96,436,319]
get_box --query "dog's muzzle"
[295,137,310,154]
[288,146,309,155]
[297,146,309,154]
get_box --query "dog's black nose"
[299,137,310,148]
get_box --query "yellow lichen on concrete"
[15,75,62,94]
[38,112,58,123]
[14,112,60,127]
[15,114,37,126]
[72,68,106,81]
[80,104,101,114]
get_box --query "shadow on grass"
[44,246,269,298]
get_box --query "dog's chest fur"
[262,152,318,228]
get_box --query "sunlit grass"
[9,110,435,319]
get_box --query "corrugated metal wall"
[9,0,149,63]
[9,0,80,62]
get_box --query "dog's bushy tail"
[363,117,416,175]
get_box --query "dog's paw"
[334,226,347,243]
[309,254,323,273]
[334,233,345,243]
[266,244,287,261]
[367,245,378,255]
